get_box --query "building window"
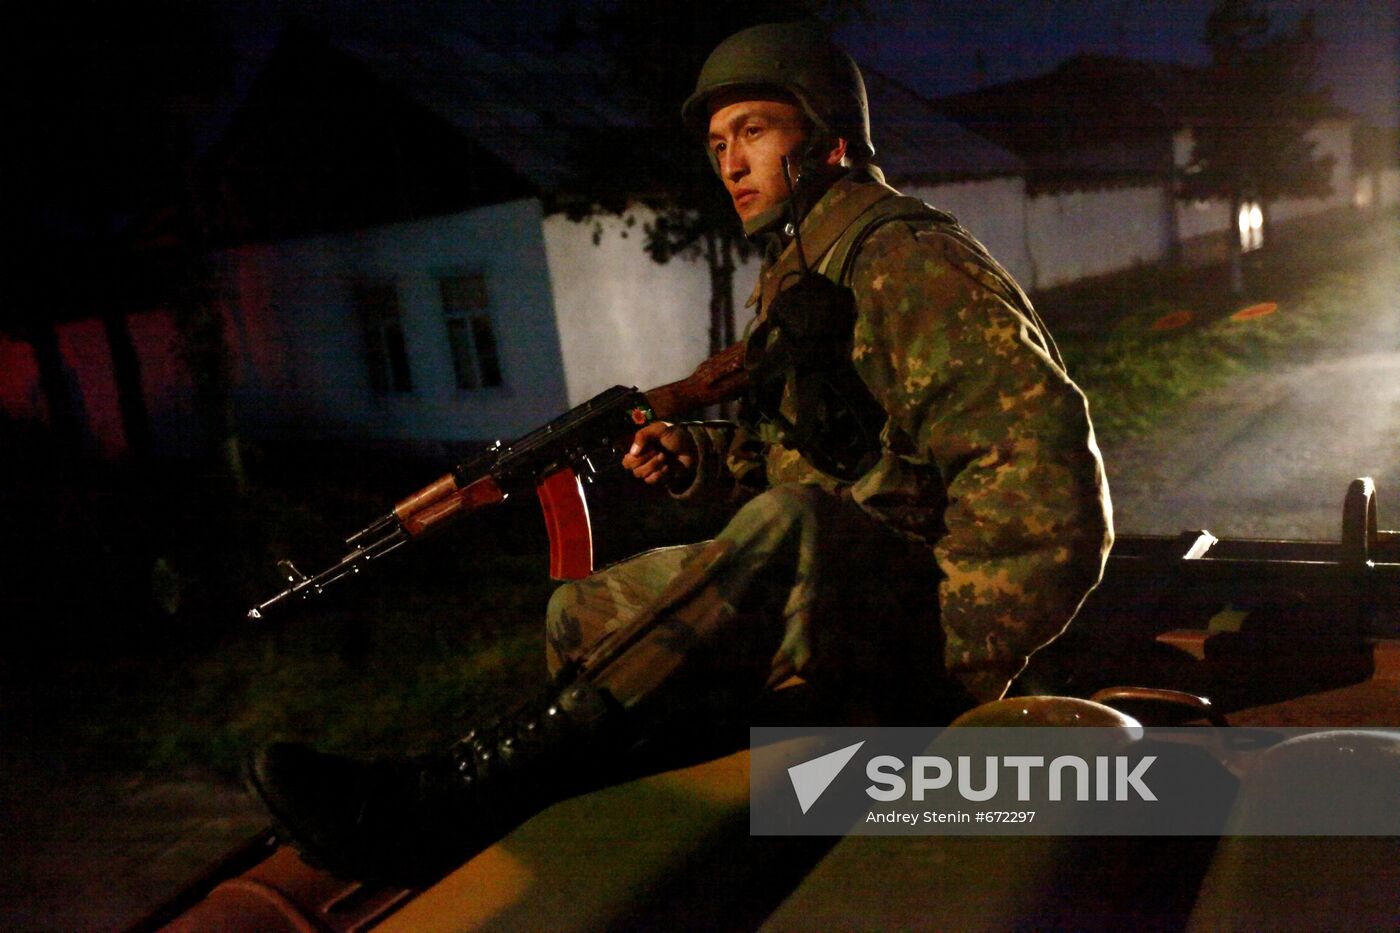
[353,280,412,394]
[1238,201,1264,253]
[439,274,503,390]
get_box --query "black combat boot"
[246,679,629,885]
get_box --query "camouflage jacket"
[676,172,1114,702]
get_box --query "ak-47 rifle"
[247,343,748,620]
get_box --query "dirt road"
[1101,349,1400,540]
[1,746,266,931]
[1100,230,1400,541]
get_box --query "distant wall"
[1352,170,1394,210]
[57,320,128,458]
[903,175,1176,292]
[1382,168,1400,207]
[0,337,44,424]
[1026,184,1173,288]
[0,312,193,458]
[0,322,128,457]
[905,177,1033,286]
[1176,196,1234,243]
[542,208,757,406]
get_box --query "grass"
[1,437,732,778]
[138,552,556,773]
[1048,211,1398,441]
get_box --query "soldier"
[247,21,1113,885]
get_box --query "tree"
[1180,1,1336,293]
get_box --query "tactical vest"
[741,182,1058,482]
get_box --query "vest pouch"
[743,272,886,481]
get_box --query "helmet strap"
[780,155,811,274]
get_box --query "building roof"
[304,20,1024,194]
[938,52,1352,189]
[864,68,1023,183]
[202,27,538,244]
[205,19,1026,244]
[938,54,1205,181]
[341,24,1030,187]
[330,23,638,195]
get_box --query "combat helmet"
[682,21,874,162]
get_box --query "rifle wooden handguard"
[643,342,748,421]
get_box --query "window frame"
[437,272,504,392]
[351,278,413,395]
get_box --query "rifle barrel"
[244,342,748,621]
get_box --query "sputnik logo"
[787,741,865,814]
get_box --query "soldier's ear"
[822,136,848,168]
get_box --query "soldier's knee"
[546,582,578,627]
[721,483,837,555]
[546,582,594,677]
[738,483,829,526]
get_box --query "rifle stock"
[247,343,748,619]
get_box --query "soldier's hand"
[622,421,698,489]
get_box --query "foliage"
[138,551,558,773]
[1180,1,1336,208]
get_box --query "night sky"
[207,0,1399,129]
[835,0,1398,127]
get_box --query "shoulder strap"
[817,195,956,282]
[821,196,1065,369]
[756,178,899,314]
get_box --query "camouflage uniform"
[548,171,1112,715]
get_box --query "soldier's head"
[682,22,874,234]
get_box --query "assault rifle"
[247,343,747,620]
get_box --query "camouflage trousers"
[545,483,965,725]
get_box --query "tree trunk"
[175,166,248,493]
[704,231,737,354]
[177,300,247,494]
[704,231,738,417]
[1227,193,1245,296]
[27,319,85,449]
[101,309,153,458]
[169,248,246,493]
